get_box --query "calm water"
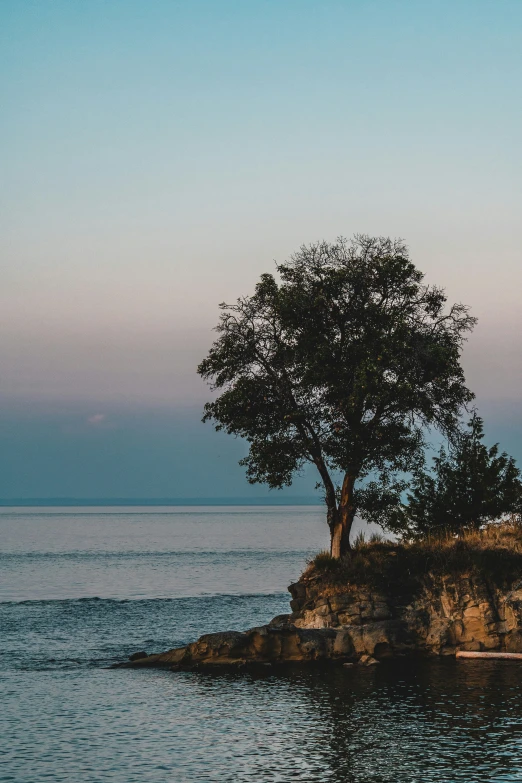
[2,506,522,782]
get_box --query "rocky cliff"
[118,567,522,670]
[288,571,522,657]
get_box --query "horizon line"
[0,496,324,507]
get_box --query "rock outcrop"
[118,621,358,670]
[288,572,522,658]
[118,569,522,670]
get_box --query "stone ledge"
[114,572,522,670]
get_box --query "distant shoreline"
[0,497,323,507]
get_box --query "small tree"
[394,412,522,538]
[198,236,476,557]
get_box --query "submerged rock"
[115,570,522,670]
[128,651,148,661]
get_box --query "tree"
[197,236,476,557]
[394,412,522,538]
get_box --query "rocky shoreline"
[116,568,522,671]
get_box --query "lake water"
[2,506,522,782]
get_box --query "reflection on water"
[2,507,522,782]
[170,660,522,782]
[4,660,521,783]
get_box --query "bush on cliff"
[308,520,522,598]
[374,412,522,540]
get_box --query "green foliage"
[354,477,409,529]
[198,235,476,534]
[389,412,522,538]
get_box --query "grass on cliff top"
[308,520,522,598]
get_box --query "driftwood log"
[456,651,522,660]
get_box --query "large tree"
[198,236,476,557]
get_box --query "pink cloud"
[87,413,106,425]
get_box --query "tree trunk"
[330,474,356,559]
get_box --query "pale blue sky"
[1,0,521,498]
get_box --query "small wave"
[0,548,310,560]
[0,592,288,607]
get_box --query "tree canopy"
[389,412,522,538]
[198,236,476,557]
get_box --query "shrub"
[384,412,522,539]
[307,520,522,600]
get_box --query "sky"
[1,0,521,499]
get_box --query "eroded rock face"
[118,573,522,670]
[289,574,522,658]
